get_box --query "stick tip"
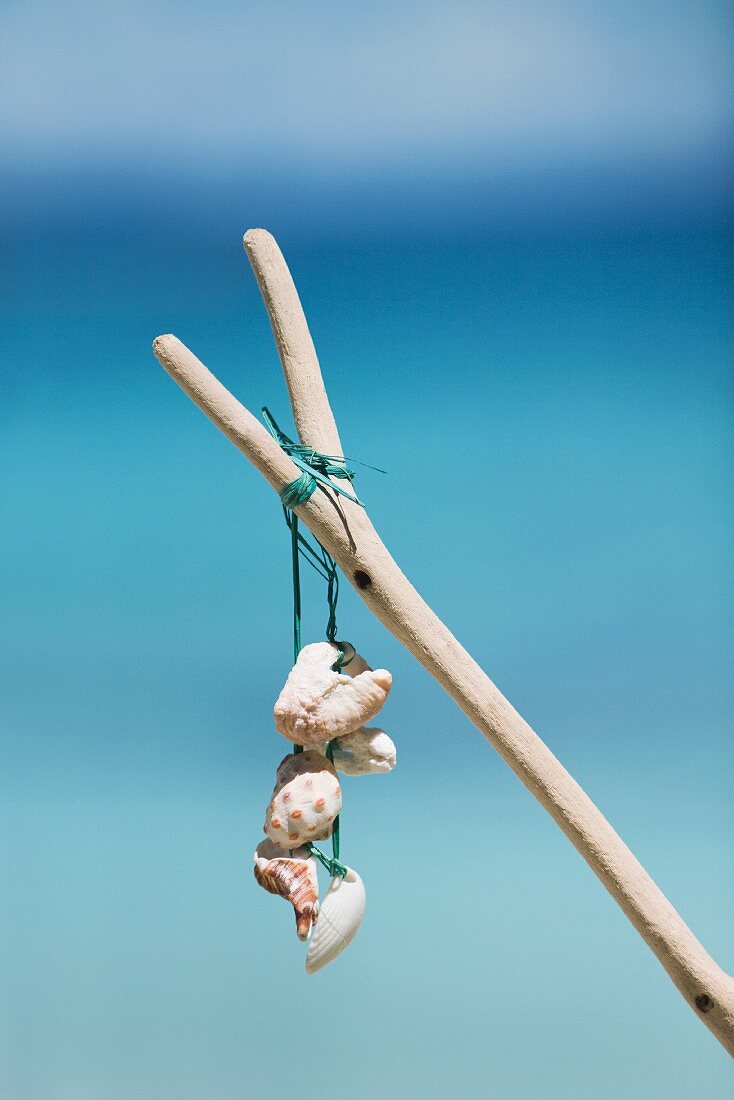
[152,333,176,360]
[243,227,276,256]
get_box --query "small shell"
[331,726,396,775]
[264,750,342,849]
[274,642,391,747]
[306,867,366,975]
[253,840,319,941]
[339,647,371,677]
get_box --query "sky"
[1,4,733,1099]
[1,0,732,234]
[1,2,732,165]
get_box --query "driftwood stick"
[152,230,734,1056]
[244,229,343,458]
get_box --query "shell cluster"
[253,641,395,973]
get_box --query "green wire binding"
[262,408,377,878]
[262,407,368,506]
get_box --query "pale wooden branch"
[152,229,734,1056]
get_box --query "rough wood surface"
[152,229,734,1055]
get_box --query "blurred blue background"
[1,3,733,1097]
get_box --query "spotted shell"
[253,840,319,941]
[264,750,342,849]
[274,641,391,747]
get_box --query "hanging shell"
[274,641,391,747]
[264,749,342,849]
[253,840,319,941]
[305,867,366,975]
[331,726,396,775]
[338,645,371,677]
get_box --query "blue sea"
[2,184,733,1096]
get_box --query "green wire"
[263,409,369,878]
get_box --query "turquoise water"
[2,217,733,1096]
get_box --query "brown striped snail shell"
[253,840,319,942]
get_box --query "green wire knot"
[263,407,367,508]
[330,639,355,672]
[307,843,347,878]
[280,471,318,508]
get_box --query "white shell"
[305,867,366,975]
[340,648,372,677]
[274,641,391,747]
[331,726,396,775]
[264,750,342,849]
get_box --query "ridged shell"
[305,867,366,975]
[253,840,319,941]
[274,642,391,747]
[264,750,342,850]
[331,726,396,775]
